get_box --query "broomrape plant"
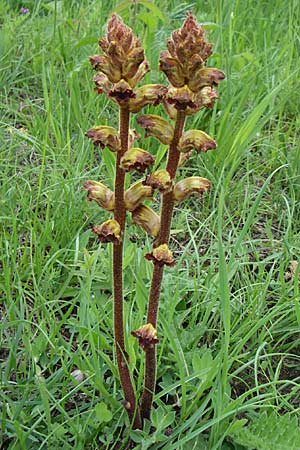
[84,12,224,430]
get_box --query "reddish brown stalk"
[113,105,141,429]
[141,110,186,420]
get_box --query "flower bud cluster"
[89,14,167,111]
[159,12,225,116]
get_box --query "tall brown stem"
[113,105,141,429]
[141,110,186,420]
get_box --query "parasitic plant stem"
[141,110,186,420]
[113,105,141,429]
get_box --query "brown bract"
[131,323,159,349]
[145,244,175,266]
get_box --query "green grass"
[1,0,300,448]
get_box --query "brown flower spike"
[84,11,224,429]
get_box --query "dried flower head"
[83,180,115,211]
[145,244,175,266]
[131,323,159,349]
[93,219,122,243]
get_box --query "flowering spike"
[97,14,149,88]
[132,205,160,237]
[129,84,167,113]
[124,181,153,211]
[173,177,211,202]
[83,180,115,211]
[85,126,120,152]
[93,219,122,243]
[178,129,216,153]
[144,244,175,267]
[137,114,174,145]
[120,147,155,173]
[131,323,159,349]
[144,169,172,193]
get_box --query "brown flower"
[85,126,120,152]
[144,169,172,193]
[124,181,153,211]
[83,180,115,211]
[120,147,155,172]
[131,323,159,349]
[93,219,122,243]
[137,114,174,145]
[145,244,175,266]
[173,177,211,202]
[129,84,167,113]
[132,204,160,237]
[178,129,217,153]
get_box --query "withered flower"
[85,126,120,152]
[93,219,122,243]
[144,169,172,193]
[124,181,153,211]
[120,147,155,172]
[131,323,159,349]
[173,177,211,202]
[137,114,174,145]
[83,180,115,211]
[178,129,216,153]
[132,204,160,237]
[145,244,175,266]
[129,84,167,113]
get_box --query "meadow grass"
[1,0,300,448]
